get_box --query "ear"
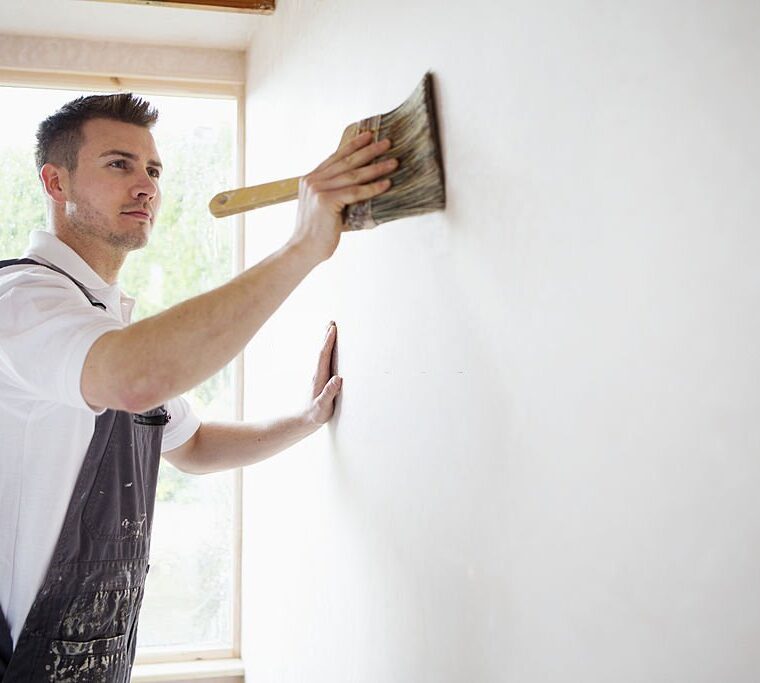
[39,163,70,205]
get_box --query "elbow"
[118,379,173,415]
[167,457,200,475]
[174,460,214,476]
[88,373,173,415]
[164,428,209,476]
[83,330,175,414]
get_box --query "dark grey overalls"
[0,259,170,682]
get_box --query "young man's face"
[63,117,163,252]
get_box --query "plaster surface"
[240,2,760,681]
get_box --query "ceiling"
[0,0,265,50]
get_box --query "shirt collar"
[24,230,111,290]
[23,229,136,323]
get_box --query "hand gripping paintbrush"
[208,72,445,230]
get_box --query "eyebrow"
[99,149,163,169]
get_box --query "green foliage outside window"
[0,147,46,256]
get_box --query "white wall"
[240,2,760,681]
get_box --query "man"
[0,93,396,681]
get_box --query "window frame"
[0,68,246,670]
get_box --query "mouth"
[121,211,152,221]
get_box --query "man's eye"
[148,168,161,179]
[109,159,127,169]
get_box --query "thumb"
[316,375,342,403]
[322,375,343,398]
[312,376,343,424]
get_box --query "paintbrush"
[208,72,445,230]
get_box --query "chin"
[132,236,150,251]
[107,229,150,252]
[133,229,152,251]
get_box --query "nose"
[132,169,158,201]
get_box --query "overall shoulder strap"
[0,600,12,679]
[0,258,106,310]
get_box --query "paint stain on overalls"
[0,259,170,682]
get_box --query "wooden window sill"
[131,658,244,682]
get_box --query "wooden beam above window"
[84,0,275,14]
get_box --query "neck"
[52,224,126,285]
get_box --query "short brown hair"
[35,93,158,173]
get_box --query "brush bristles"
[345,72,446,231]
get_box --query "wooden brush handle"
[209,177,301,218]
[209,123,373,218]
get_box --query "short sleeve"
[0,267,123,412]
[162,396,201,453]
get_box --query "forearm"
[163,316,343,475]
[82,132,392,413]
[173,413,321,474]
[83,240,317,412]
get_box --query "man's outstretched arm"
[163,321,342,474]
[81,133,395,414]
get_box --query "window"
[0,83,243,665]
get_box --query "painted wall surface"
[240,2,760,681]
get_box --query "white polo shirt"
[0,229,201,646]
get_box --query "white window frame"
[0,68,247,681]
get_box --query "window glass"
[0,85,238,653]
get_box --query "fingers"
[309,321,343,425]
[311,134,393,182]
[312,157,398,193]
[323,177,391,210]
[322,138,393,182]
[311,131,375,174]
[312,321,337,400]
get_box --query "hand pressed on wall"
[307,321,342,425]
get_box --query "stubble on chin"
[104,227,149,252]
[67,198,151,252]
